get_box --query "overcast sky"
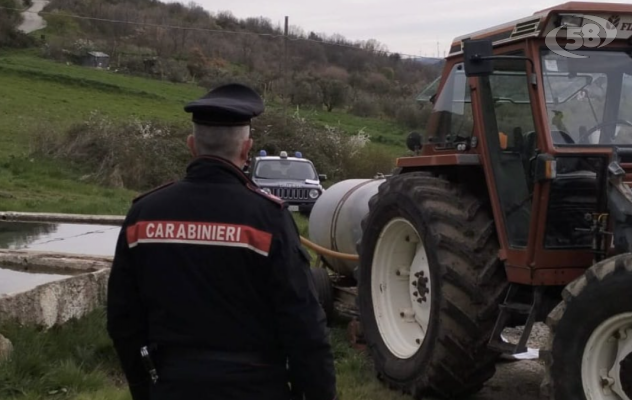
[185,0,629,58]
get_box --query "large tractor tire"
[357,172,508,398]
[542,253,632,400]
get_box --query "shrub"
[349,95,380,118]
[396,104,428,129]
[159,59,190,83]
[33,109,394,191]
[252,110,371,181]
[343,145,396,179]
[380,97,403,119]
[290,80,321,107]
[45,10,81,36]
[33,111,191,190]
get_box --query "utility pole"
[283,16,289,129]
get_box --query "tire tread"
[542,253,632,399]
[358,172,508,399]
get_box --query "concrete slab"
[0,250,112,328]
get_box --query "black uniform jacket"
[106,156,337,400]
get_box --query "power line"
[2,6,431,59]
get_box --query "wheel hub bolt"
[416,339,421,344]
[413,291,418,297]
[600,376,615,388]
[412,281,417,287]
[417,298,423,303]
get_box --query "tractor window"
[490,71,538,152]
[619,73,632,123]
[541,49,632,145]
[423,63,473,144]
[484,55,538,248]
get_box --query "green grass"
[0,50,205,213]
[0,50,410,213]
[0,308,412,400]
[0,309,125,400]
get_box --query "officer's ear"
[187,134,198,157]
[240,137,252,161]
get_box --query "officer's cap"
[184,83,264,126]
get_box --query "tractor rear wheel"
[543,253,632,400]
[357,172,508,398]
[311,267,334,324]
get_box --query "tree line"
[38,0,442,128]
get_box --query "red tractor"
[309,2,632,399]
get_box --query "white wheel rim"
[371,217,431,359]
[582,312,632,400]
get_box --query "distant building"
[82,52,110,69]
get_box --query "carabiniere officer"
[106,83,338,400]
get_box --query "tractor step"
[488,285,543,354]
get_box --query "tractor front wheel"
[357,172,508,398]
[543,253,632,400]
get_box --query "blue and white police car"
[248,150,326,215]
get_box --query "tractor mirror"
[319,174,328,182]
[463,39,494,77]
[406,131,423,153]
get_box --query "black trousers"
[149,351,292,400]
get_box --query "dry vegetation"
[33,108,397,191]
[38,0,440,128]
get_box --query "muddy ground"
[471,323,549,400]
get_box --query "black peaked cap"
[184,83,264,126]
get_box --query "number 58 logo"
[545,15,618,58]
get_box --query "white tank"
[308,178,385,277]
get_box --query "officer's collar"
[185,155,252,185]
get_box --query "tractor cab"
[408,4,632,285]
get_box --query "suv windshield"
[541,49,632,145]
[255,160,317,180]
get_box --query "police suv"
[248,150,326,214]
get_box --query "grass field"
[0,50,419,399]
[0,49,408,214]
[0,308,412,400]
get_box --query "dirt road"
[17,0,50,34]
[470,323,549,400]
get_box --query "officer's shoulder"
[132,180,177,204]
[245,183,285,209]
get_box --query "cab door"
[470,49,543,275]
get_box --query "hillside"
[32,0,440,125]
[0,0,443,214]
[0,50,194,213]
[0,49,419,214]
